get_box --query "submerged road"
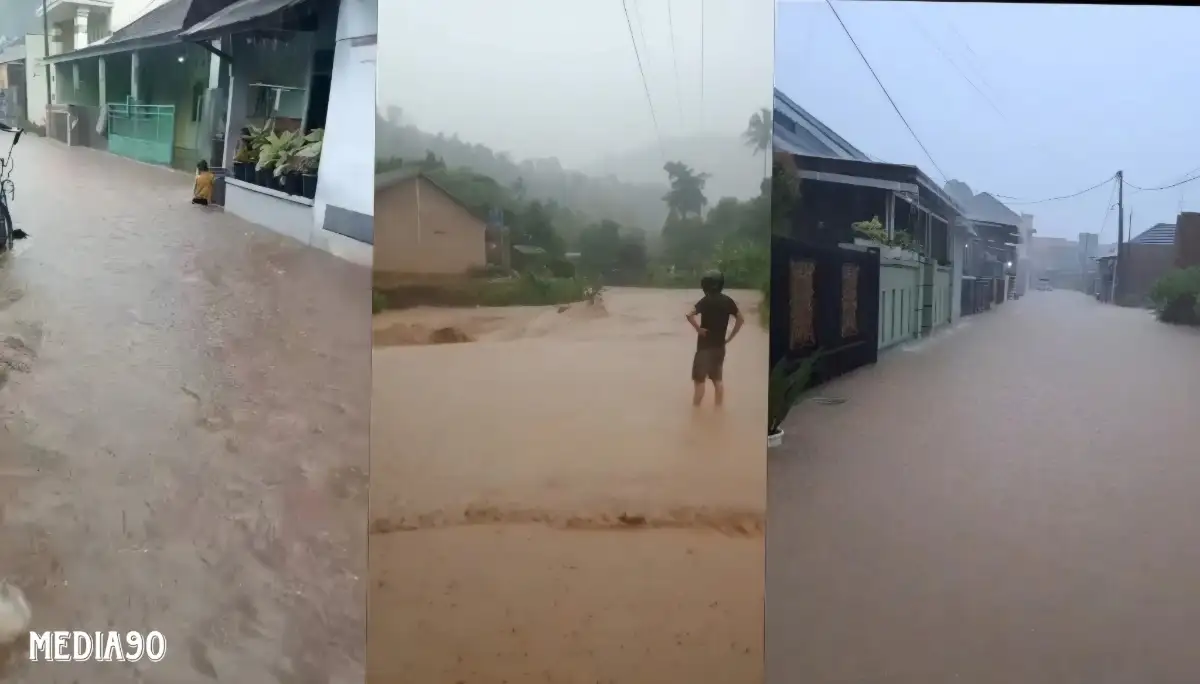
[768,290,1200,683]
[0,138,369,682]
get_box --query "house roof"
[1130,222,1176,245]
[375,170,485,223]
[772,88,872,162]
[0,43,23,65]
[180,0,316,42]
[944,180,1021,228]
[43,0,190,63]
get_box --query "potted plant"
[273,132,308,195]
[235,122,271,182]
[767,352,821,448]
[256,129,298,189]
[295,129,323,199]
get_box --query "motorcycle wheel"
[0,201,11,254]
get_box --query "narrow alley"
[767,289,1200,683]
[0,138,369,683]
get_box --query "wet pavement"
[768,290,1200,683]
[0,137,369,682]
[368,288,766,682]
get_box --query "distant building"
[374,171,488,276]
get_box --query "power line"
[824,0,948,182]
[1124,168,1200,193]
[699,0,705,130]
[903,9,1006,121]
[667,0,683,127]
[995,175,1116,205]
[621,0,665,161]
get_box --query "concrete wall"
[1175,212,1200,269]
[374,176,487,275]
[23,35,47,126]
[1119,243,1175,306]
[313,0,376,247]
[879,260,921,351]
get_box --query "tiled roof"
[1130,223,1176,245]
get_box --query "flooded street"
[768,291,1200,683]
[0,138,369,682]
[368,287,767,682]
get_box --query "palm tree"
[742,107,772,178]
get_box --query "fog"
[376,0,774,199]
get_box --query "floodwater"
[368,287,767,682]
[768,291,1200,683]
[0,138,369,682]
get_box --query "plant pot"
[767,429,784,448]
[282,172,303,196]
[233,161,251,182]
[255,166,274,187]
[301,173,318,199]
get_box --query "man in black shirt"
[685,271,745,407]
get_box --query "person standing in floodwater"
[685,271,745,407]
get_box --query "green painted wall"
[879,260,923,350]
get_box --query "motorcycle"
[0,121,26,253]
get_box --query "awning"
[179,0,313,42]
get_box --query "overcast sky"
[378,0,774,169]
[777,1,1200,241]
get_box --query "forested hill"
[375,110,668,232]
[376,110,766,234]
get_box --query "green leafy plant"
[256,130,300,173]
[294,129,324,174]
[852,216,917,252]
[1148,266,1200,324]
[767,352,822,436]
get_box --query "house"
[771,89,968,383]
[31,0,376,266]
[374,171,488,276]
[944,180,1021,313]
[182,0,376,266]
[39,0,212,161]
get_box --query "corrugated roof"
[180,0,308,40]
[43,0,190,63]
[109,0,191,43]
[375,170,484,221]
[772,88,871,162]
[1130,222,1176,245]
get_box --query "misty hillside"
[582,134,768,204]
[376,111,765,234]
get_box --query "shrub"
[1148,267,1200,324]
[372,290,387,315]
[547,259,576,279]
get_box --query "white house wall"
[313,0,376,261]
[23,35,48,126]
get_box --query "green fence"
[107,101,176,166]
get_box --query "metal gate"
[107,101,176,166]
[770,235,881,384]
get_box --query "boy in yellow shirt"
[192,160,214,206]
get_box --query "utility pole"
[1113,170,1124,304]
[42,0,51,127]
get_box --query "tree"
[512,201,565,256]
[420,151,446,173]
[579,220,623,276]
[662,161,710,219]
[743,107,772,179]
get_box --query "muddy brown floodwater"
[0,138,369,683]
[768,291,1200,683]
[368,286,767,683]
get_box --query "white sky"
[377,0,774,168]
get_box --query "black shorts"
[191,197,209,206]
[692,347,726,382]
